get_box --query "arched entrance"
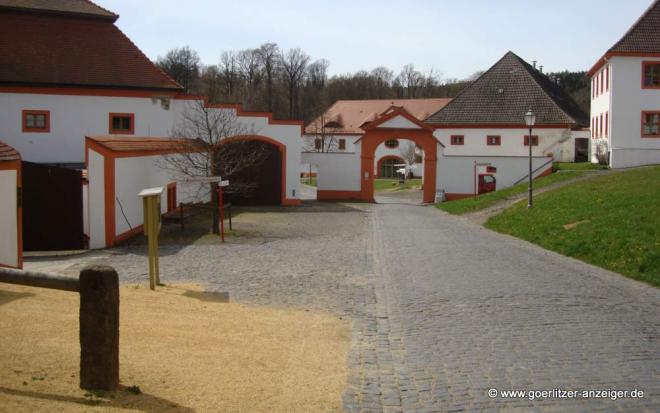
[377,155,405,178]
[217,135,287,205]
[359,108,438,203]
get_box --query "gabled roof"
[0,3,182,91]
[588,0,660,76]
[426,51,588,127]
[0,140,21,161]
[305,98,451,134]
[0,0,117,21]
[361,106,434,132]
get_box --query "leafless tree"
[371,66,394,98]
[219,51,240,99]
[156,46,200,93]
[279,48,310,118]
[159,100,268,233]
[256,42,280,112]
[305,109,338,152]
[237,48,262,108]
[398,141,419,178]
[397,64,424,98]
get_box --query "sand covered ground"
[0,282,349,412]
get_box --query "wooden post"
[79,265,119,391]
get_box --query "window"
[384,139,399,148]
[605,65,609,91]
[642,111,660,137]
[314,138,322,150]
[450,135,464,145]
[109,113,134,134]
[600,70,604,94]
[524,135,539,146]
[642,61,660,88]
[338,138,346,150]
[605,112,608,137]
[591,117,595,138]
[486,135,501,146]
[22,110,50,133]
[600,114,603,138]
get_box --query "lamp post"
[524,109,536,208]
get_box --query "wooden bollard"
[79,265,119,390]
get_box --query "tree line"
[156,44,590,124]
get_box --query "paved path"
[22,202,660,412]
[350,203,660,412]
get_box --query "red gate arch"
[358,108,439,203]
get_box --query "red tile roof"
[0,0,117,20]
[306,98,451,134]
[87,136,201,153]
[0,9,182,91]
[0,140,21,161]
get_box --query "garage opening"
[217,139,282,205]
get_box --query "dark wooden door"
[478,174,496,194]
[575,138,589,162]
[22,162,84,251]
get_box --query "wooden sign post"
[139,187,163,290]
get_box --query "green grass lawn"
[436,171,584,215]
[553,161,607,171]
[485,166,660,287]
[374,178,422,192]
[301,177,317,187]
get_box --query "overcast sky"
[102,0,652,80]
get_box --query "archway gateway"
[358,107,439,203]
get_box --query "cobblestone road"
[24,202,660,412]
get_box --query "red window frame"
[642,61,660,89]
[166,182,177,211]
[450,135,464,145]
[109,113,135,135]
[22,110,50,133]
[524,135,539,146]
[641,111,660,138]
[591,117,594,138]
[384,139,399,148]
[486,135,501,146]
[338,138,346,150]
[600,114,603,138]
[600,70,604,94]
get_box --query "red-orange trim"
[605,112,609,137]
[641,60,660,89]
[376,155,404,178]
[0,85,179,98]
[433,123,572,129]
[0,158,23,268]
[109,113,135,135]
[316,190,362,201]
[524,135,539,146]
[360,128,437,204]
[166,182,177,212]
[174,95,305,135]
[360,106,434,132]
[589,52,660,77]
[22,110,50,133]
[641,111,660,138]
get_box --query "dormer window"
[643,62,660,88]
[324,121,342,129]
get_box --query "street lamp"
[524,109,536,208]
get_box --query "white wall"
[590,62,612,163]
[114,155,203,237]
[87,150,106,249]
[301,152,361,191]
[434,127,570,157]
[605,56,660,168]
[0,169,19,267]
[0,93,176,164]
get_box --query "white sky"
[101,0,652,79]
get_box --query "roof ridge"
[424,51,514,121]
[82,0,117,18]
[111,24,183,90]
[609,0,660,52]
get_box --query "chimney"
[539,65,544,73]
[532,60,537,68]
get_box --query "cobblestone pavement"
[23,202,660,412]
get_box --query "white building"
[304,52,589,202]
[0,0,303,251]
[588,0,660,168]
